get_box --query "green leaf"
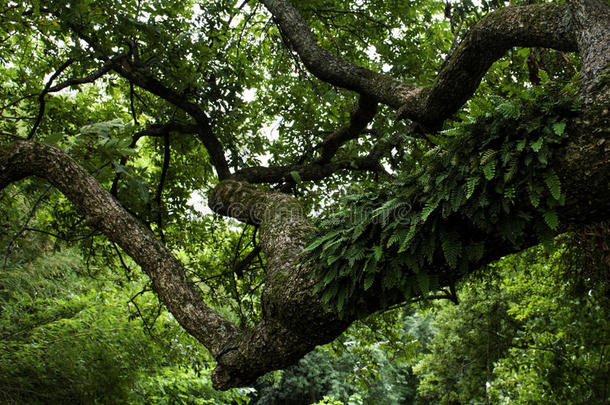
[531,137,543,152]
[543,210,559,230]
[552,121,566,137]
[480,149,497,165]
[416,273,430,294]
[420,201,438,222]
[482,160,496,180]
[529,185,542,208]
[466,177,479,199]
[441,236,461,269]
[398,225,418,253]
[44,132,63,145]
[289,170,302,184]
[303,230,342,252]
[373,245,383,262]
[544,171,562,200]
[336,287,347,313]
[363,271,375,291]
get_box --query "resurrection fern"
[305,82,580,317]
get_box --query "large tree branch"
[55,15,232,180]
[0,141,240,357]
[232,154,386,184]
[262,0,578,129]
[3,0,607,393]
[398,3,578,128]
[206,109,610,387]
[260,0,423,108]
[113,60,232,179]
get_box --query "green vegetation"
[1,0,608,402]
[4,189,605,403]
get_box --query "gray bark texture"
[0,0,608,390]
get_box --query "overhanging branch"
[261,0,578,129]
[0,141,240,357]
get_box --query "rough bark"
[262,0,578,128]
[0,142,240,357]
[1,0,609,392]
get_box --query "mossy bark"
[0,0,608,392]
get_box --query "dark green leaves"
[306,81,579,315]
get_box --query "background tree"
[0,0,608,391]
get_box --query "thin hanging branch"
[27,59,74,140]
[1,184,52,270]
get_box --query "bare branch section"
[261,0,578,128]
[398,3,579,128]
[0,141,239,357]
[260,0,423,108]
[234,96,380,183]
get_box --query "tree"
[0,0,608,391]
[414,244,609,404]
[0,192,253,404]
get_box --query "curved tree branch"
[397,3,578,128]
[3,0,608,393]
[260,0,423,108]
[112,60,232,179]
[0,141,240,357]
[261,0,578,129]
[234,96,380,184]
[27,59,74,140]
[54,15,232,180]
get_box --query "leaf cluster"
[305,79,580,316]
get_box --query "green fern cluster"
[305,82,579,316]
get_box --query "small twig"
[128,288,162,341]
[129,82,139,126]
[46,55,124,93]
[154,134,171,243]
[112,242,132,280]
[27,59,74,140]
[233,246,262,279]
[21,227,99,241]
[2,184,52,270]
[0,131,25,140]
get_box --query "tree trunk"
[0,0,608,390]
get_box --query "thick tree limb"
[260,0,423,108]
[261,0,578,129]
[0,141,240,357]
[232,155,386,184]
[3,0,608,393]
[398,3,578,128]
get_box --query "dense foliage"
[307,77,579,316]
[1,0,608,402]
[0,186,253,404]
